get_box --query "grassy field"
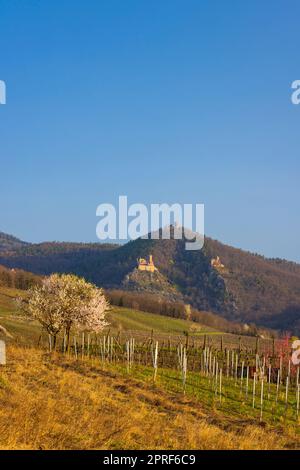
[0,286,220,346]
[0,286,42,344]
[106,306,218,335]
[1,285,297,450]
[0,345,299,450]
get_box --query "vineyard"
[41,331,300,426]
[2,283,300,444]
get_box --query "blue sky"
[0,0,300,261]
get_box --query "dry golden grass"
[0,345,299,450]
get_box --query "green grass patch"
[107,306,219,336]
[104,360,300,429]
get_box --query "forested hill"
[0,230,300,333]
[0,232,29,252]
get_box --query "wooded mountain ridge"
[0,230,299,333]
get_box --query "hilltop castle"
[211,256,225,270]
[137,254,157,273]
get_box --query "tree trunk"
[66,328,71,352]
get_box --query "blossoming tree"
[24,273,109,348]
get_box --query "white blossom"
[22,274,109,344]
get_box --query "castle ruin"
[211,256,225,270]
[137,254,157,273]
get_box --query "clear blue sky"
[1,0,300,261]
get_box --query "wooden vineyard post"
[260,374,264,422]
[0,340,6,366]
[268,364,271,400]
[126,338,135,373]
[211,356,216,388]
[255,354,259,376]
[235,353,238,386]
[219,368,223,404]
[110,336,114,363]
[152,341,158,383]
[214,362,219,396]
[240,361,244,393]
[275,369,280,404]
[182,347,187,393]
[285,375,289,419]
[279,356,282,385]
[178,345,187,392]
[253,372,257,409]
[226,349,230,378]
[297,385,300,420]
[99,338,104,363]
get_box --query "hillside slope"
[0,230,300,332]
[122,267,184,302]
[1,346,296,450]
[0,284,220,347]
